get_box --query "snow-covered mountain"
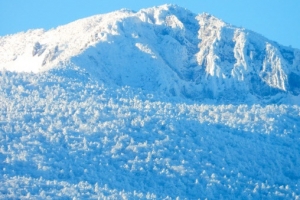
[1,4,300,199]
[1,4,299,104]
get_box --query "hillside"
[0,4,300,199]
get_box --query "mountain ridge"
[0,4,299,104]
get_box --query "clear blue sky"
[1,0,300,49]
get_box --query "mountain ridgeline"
[1,4,299,103]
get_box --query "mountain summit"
[1,4,300,103]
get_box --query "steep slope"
[0,4,299,103]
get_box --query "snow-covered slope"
[0,70,300,199]
[1,4,299,103]
[0,4,300,199]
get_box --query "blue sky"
[1,0,300,48]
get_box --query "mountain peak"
[142,4,186,12]
[0,5,299,103]
[198,12,226,27]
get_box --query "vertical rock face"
[195,12,300,102]
[0,4,299,103]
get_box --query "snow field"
[0,69,299,199]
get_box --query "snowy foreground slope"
[0,4,300,199]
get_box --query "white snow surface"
[0,4,300,199]
[1,4,300,103]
